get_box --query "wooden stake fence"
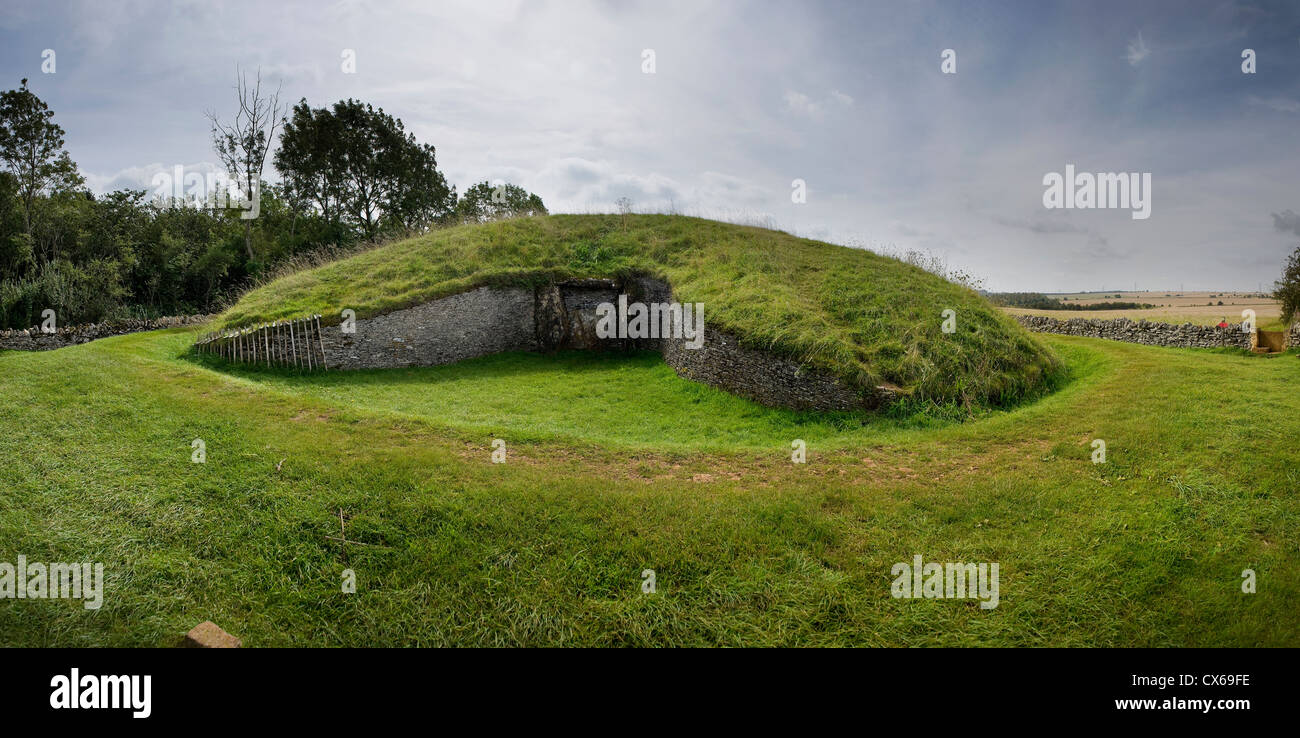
[193,314,328,370]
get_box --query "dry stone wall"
[319,287,538,370]
[281,277,885,412]
[657,324,882,411]
[628,276,885,410]
[0,315,214,351]
[1013,314,1255,349]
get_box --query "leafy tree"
[0,170,29,275]
[275,98,455,241]
[0,86,547,328]
[275,101,345,238]
[1275,244,1300,325]
[455,181,547,224]
[0,78,82,243]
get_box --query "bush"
[1276,244,1300,325]
[0,259,129,329]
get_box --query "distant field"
[1003,290,1286,330]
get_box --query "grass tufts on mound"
[218,214,1061,409]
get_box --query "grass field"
[1,326,1297,646]
[219,214,1061,410]
[1004,291,1287,330]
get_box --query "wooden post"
[289,319,298,369]
[302,318,312,370]
[314,315,327,370]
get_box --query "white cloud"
[5,0,1296,292]
[784,89,854,117]
[1126,32,1150,65]
[82,161,225,196]
[1247,95,1300,114]
[783,90,821,117]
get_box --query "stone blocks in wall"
[547,279,624,351]
[660,324,880,411]
[319,287,538,370]
[1013,314,1254,349]
[312,277,885,411]
[0,315,215,352]
[630,276,890,410]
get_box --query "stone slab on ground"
[184,621,242,648]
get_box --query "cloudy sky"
[2,0,1299,291]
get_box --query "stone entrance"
[309,276,894,412]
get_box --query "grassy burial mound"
[218,215,1062,410]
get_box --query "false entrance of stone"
[310,277,899,413]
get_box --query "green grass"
[192,350,975,451]
[1,328,1296,646]
[218,214,1061,409]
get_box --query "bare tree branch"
[206,67,283,261]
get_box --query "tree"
[0,170,29,276]
[455,181,547,224]
[275,99,455,241]
[207,69,283,263]
[275,100,346,238]
[1275,244,1300,325]
[0,78,81,244]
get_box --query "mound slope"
[219,214,1061,409]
